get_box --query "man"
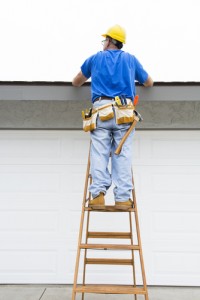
[72,24,153,209]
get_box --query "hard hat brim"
[101,33,125,44]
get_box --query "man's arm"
[72,71,88,87]
[143,75,154,87]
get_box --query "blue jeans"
[89,100,134,202]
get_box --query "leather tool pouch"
[114,104,135,125]
[98,104,114,121]
[82,104,114,132]
[82,111,98,132]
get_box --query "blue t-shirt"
[81,50,148,103]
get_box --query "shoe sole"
[115,205,133,210]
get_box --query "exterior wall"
[0,83,200,285]
[0,82,200,129]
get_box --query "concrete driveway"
[0,285,200,300]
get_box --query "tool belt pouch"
[114,105,135,125]
[98,104,114,121]
[82,112,97,132]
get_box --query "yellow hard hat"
[102,24,126,44]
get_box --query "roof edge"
[0,81,200,86]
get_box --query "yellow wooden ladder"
[72,147,149,300]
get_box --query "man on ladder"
[72,24,153,209]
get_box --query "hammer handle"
[114,119,138,155]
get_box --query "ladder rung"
[84,205,135,212]
[88,231,132,239]
[75,284,146,294]
[80,243,140,250]
[86,258,133,265]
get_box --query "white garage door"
[0,130,199,286]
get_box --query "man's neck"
[107,45,118,50]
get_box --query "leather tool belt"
[82,99,136,132]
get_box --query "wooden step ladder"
[72,147,149,300]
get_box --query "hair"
[107,36,123,49]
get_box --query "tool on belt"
[82,108,92,119]
[115,95,142,155]
[115,95,127,106]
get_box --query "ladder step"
[85,205,135,212]
[75,284,146,294]
[88,231,132,239]
[80,243,140,250]
[86,258,133,265]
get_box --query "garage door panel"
[153,211,200,233]
[0,250,57,271]
[65,210,82,236]
[0,130,200,285]
[135,131,200,166]
[0,132,62,164]
[0,195,69,209]
[152,171,200,194]
[0,131,90,165]
[0,172,60,193]
[61,167,86,194]
[152,253,200,286]
[151,138,200,160]
[0,210,58,231]
[57,134,90,165]
[134,166,200,196]
[0,251,58,284]
[64,136,90,163]
[0,165,86,195]
[154,251,200,274]
[144,194,200,209]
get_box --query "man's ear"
[105,39,111,50]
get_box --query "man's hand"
[72,71,88,87]
[143,75,154,87]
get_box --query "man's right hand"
[143,75,154,87]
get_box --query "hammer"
[114,110,142,155]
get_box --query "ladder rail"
[72,147,91,300]
[129,211,137,300]
[81,169,92,300]
[81,211,90,300]
[132,173,149,300]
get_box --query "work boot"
[89,192,105,208]
[115,199,133,210]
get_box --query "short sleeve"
[81,54,95,79]
[134,57,148,84]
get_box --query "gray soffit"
[0,81,200,101]
[0,82,200,129]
